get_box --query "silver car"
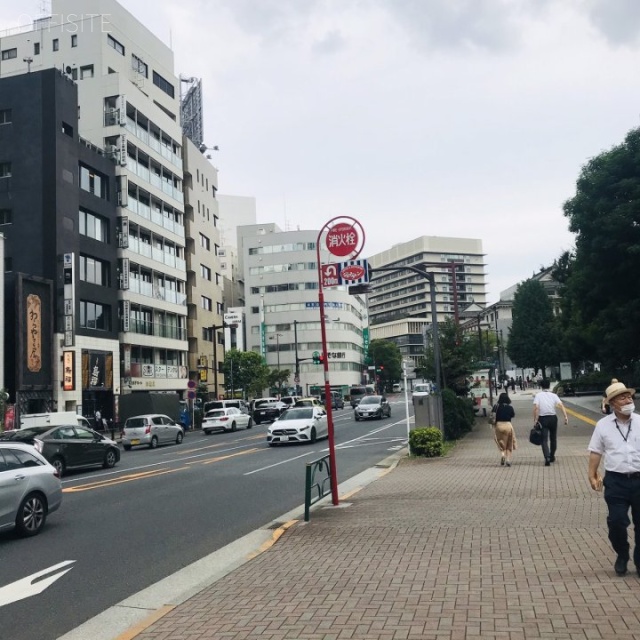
[202,407,253,434]
[122,414,184,451]
[0,442,62,536]
[354,395,391,421]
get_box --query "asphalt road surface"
[0,398,411,640]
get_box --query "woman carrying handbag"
[492,392,517,466]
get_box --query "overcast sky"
[3,0,640,303]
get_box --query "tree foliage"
[222,349,269,399]
[368,339,403,391]
[507,279,557,375]
[559,126,640,369]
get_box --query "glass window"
[53,39,59,52]
[80,65,94,79]
[80,301,111,331]
[152,71,175,98]
[75,428,95,440]
[1,449,23,470]
[0,162,12,178]
[13,449,44,468]
[71,34,77,47]
[0,109,11,124]
[79,209,108,242]
[107,34,125,55]
[34,42,40,55]
[79,165,108,199]
[0,209,11,224]
[1,48,17,60]
[131,54,148,78]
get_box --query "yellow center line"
[63,467,187,493]
[187,448,263,465]
[566,406,597,426]
[176,433,265,454]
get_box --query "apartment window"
[4,257,12,272]
[0,208,12,224]
[1,48,17,61]
[152,71,175,98]
[62,122,73,137]
[107,34,125,55]
[34,42,40,55]
[53,39,59,52]
[79,255,109,286]
[199,233,210,251]
[201,296,212,311]
[79,164,108,199]
[71,34,77,47]
[0,109,11,124]
[79,209,109,242]
[200,264,211,281]
[80,301,111,330]
[131,54,148,78]
[80,65,94,79]
[0,162,11,178]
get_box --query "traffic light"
[312,351,324,365]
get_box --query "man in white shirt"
[533,379,569,466]
[588,381,640,576]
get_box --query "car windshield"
[360,396,382,405]
[206,410,226,418]
[279,408,313,420]
[125,418,146,428]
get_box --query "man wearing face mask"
[588,382,639,576]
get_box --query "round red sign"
[326,223,359,257]
[341,265,365,281]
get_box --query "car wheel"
[176,431,184,445]
[103,449,117,469]
[310,427,317,444]
[51,456,66,477]
[204,430,211,435]
[231,421,237,432]
[15,492,47,537]
[123,445,132,451]
[247,418,253,429]
[149,436,158,449]
[355,414,360,421]
[254,418,261,425]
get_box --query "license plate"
[279,436,289,442]
[260,411,267,416]
[131,439,140,445]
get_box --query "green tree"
[222,349,270,399]
[507,279,557,376]
[267,368,291,394]
[368,339,403,392]
[560,126,640,369]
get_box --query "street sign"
[321,263,340,288]
[187,380,196,389]
[224,311,242,325]
[326,223,359,257]
[321,260,369,289]
[187,390,196,399]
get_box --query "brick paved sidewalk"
[131,393,640,640]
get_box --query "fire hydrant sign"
[326,223,359,257]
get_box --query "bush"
[409,427,443,457]
[442,388,475,440]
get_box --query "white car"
[267,407,328,446]
[412,383,432,398]
[202,408,253,434]
[122,414,184,450]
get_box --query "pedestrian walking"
[533,379,568,466]
[509,377,516,393]
[588,381,639,576]
[601,377,619,415]
[492,392,516,467]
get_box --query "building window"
[199,233,210,250]
[79,255,110,286]
[79,209,109,242]
[79,301,111,330]
[200,264,211,281]
[4,257,12,272]
[131,54,148,78]
[79,164,108,199]
[71,34,77,47]
[107,34,125,55]
[1,48,17,61]
[201,296,212,311]
[152,71,175,98]
[0,208,12,224]
[80,65,94,79]
[62,122,73,137]
[0,109,11,124]
[0,162,11,178]
[53,39,59,51]
[34,42,40,55]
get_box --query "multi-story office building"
[182,136,225,397]
[239,224,367,395]
[0,69,120,418]
[368,236,487,370]
[0,0,191,406]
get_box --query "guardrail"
[304,454,332,522]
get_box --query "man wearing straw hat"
[588,381,640,576]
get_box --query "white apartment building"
[0,0,190,400]
[239,224,367,396]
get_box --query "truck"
[19,411,92,430]
[118,393,182,426]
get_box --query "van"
[19,411,92,430]
[412,383,431,397]
[392,383,402,393]
[320,391,345,410]
[203,399,249,415]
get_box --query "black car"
[3,425,120,476]
[252,398,287,424]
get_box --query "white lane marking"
[243,449,317,475]
[0,561,76,607]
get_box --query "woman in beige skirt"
[492,392,516,466]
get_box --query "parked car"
[202,408,253,434]
[252,398,287,424]
[0,442,63,536]
[20,425,120,477]
[354,395,391,421]
[267,407,328,446]
[294,397,324,409]
[122,414,184,451]
[320,391,345,410]
[203,399,249,414]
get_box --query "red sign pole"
[317,216,365,507]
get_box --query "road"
[0,398,411,640]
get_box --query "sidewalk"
[125,393,640,640]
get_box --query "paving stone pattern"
[134,394,640,640]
